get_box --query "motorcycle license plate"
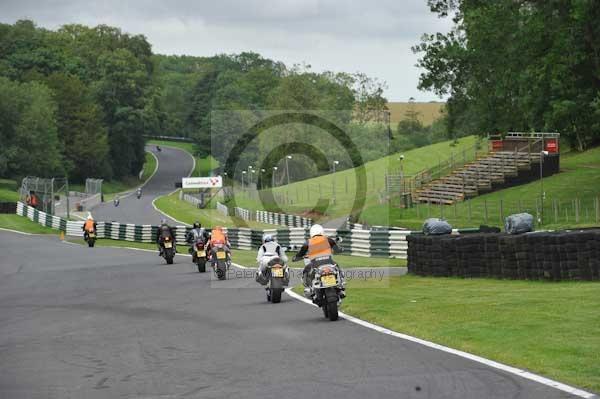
[89,233,95,238]
[196,251,205,258]
[216,251,227,260]
[320,274,336,287]
[272,268,284,278]
[164,242,173,249]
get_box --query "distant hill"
[387,101,445,126]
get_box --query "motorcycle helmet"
[262,234,274,243]
[309,224,324,238]
[193,221,201,229]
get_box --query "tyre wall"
[406,230,600,281]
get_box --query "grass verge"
[154,190,274,229]
[0,179,19,202]
[0,214,57,234]
[338,275,600,392]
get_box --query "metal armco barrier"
[255,210,312,228]
[15,201,468,258]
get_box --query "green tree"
[415,0,600,150]
[0,77,63,178]
[46,72,110,181]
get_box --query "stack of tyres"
[441,236,457,276]
[590,230,600,280]
[406,235,418,274]
[499,235,518,279]
[515,235,531,279]
[483,234,502,278]
[429,237,447,277]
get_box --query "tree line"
[0,20,394,185]
[415,0,600,151]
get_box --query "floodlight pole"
[285,155,292,185]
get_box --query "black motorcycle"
[161,236,175,264]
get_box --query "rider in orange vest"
[293,224,342,289]
[82,213,97,240]
[208,226,231,260]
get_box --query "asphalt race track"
[0,230,585,399]
[91,145,194,225]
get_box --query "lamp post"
[241,170,246,191]
[285,155,292,185]
[247,165,253,186]
[251,169,256,189]
[332,160,339,203]
[260,168,266,189]
[272,166,278,188]
[540,150,548,224]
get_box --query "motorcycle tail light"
[321,266,333,275]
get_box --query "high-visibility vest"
[211,229,226,244]
[30,195,38,206]
[307,235,332,260]
[84,219,95,232]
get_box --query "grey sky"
[0,0,453,101]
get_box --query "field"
[362,145,600,229]
[327,275,600,392]
[386,101,445,126]
[229,135,482,223]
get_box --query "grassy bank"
[338,275,600,392]
[0,214,57,234]
[363,145,600,230]
[154,190,274,229]
[227,136,482,221]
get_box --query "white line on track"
[0,227,35,235]
[285,288,596,399]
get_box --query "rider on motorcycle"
[186,221,209,255]
[156,219,176,256]
[82,213,97,240]
[255,234,288,285]
[207,226,231,259]
[292,224,344,296]
[136,187,142,199]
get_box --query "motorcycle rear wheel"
[197,261,206,273]
[271,288,283,303]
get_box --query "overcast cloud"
[0,0,453,101]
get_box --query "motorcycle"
[85,231,96,248]
[136,190,142,199]
[209,242,230,280]
[264,257,289,303]
[192,238,208,273]
[309,259,344,321]
[161,236,175,264]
